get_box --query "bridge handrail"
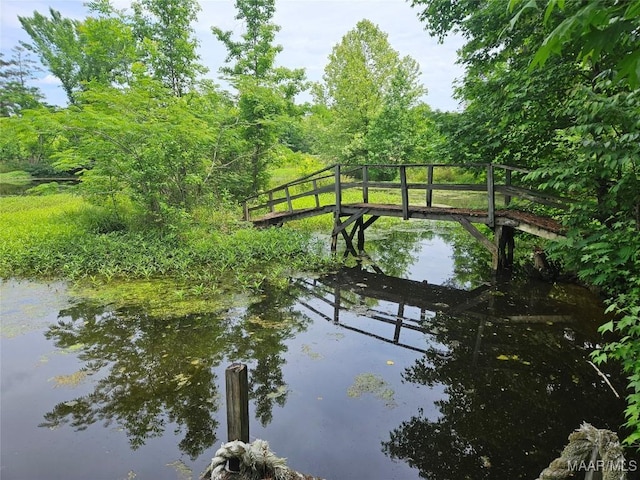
[242,163,568,223]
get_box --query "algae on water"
[347,373,397,408]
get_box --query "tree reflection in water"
[382,304,628,479]
[40,280,309,459]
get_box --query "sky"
[0,0,466,111]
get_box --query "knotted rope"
[202,439,321,480]
[537,423,627,480]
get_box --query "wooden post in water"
[494,225,515,271]
[225,362,249,472]
[225,363,249,453]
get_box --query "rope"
[203,439,291,480]
[537,423,627,480]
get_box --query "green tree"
[510,0,640,88]
[0,46,44,116]
[212,0,306,194]
[313,19,426,174]
[47,74,219,225]
[19,7,136,103]
[411,0,640,448]
[131,0,205,96]
[365,67,429,177]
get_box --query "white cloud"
[0,0,464,110]
[36,74,62,85]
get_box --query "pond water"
[0,178,78,196]
[1,223,636,479]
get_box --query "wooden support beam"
[361,215,380,231]
[268,191,275,213]
[495,225,515,271]
[332,208,370,235]
[340,228,358,257]
[357,218,365,252]
[454,215,497,255]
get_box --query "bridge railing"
[242,163,569,222]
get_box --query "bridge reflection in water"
[296,265,632,478]
[297,265,579,358]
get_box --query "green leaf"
[598,320,615,334]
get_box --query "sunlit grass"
[0,170,32,184]
[0,193,336,284]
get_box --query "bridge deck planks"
[251,202,564,239]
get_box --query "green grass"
[0,170,32,185]
[0,193,336,286]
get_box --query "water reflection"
[40,280,309,459]
[5,226,632,479]
[299,258,630,477]
[381,303,628,478]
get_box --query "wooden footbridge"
[242,164,569,271]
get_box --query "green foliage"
[510,0,640,88]
[19,7,137,103]
[212,0,307,195]
[131,0,205,96]
[311,20,428,172]
[0,46,44,116]
[43,76,225,225]
[412,0,640,449]
[0,193,333,285]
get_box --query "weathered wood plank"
[400,166,409,220]
[225,363,249,443]
[454,215,497,255]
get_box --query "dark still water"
[1,224,635,480]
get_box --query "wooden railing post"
[243,201,249,221]
[285,185,293,213]
[268,191,275,213]
[504,168,512,206]
[426,165,434,207]
[487,164,495,227]
[312,179,320,208]
[335,164,342,214]
[400,165,409,220]
[362,165,369,203]
[331,165,342,252]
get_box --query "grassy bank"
[0,193,335,288]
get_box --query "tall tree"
[0,46,44,116]
[212,0,306,194]
[19,7,136,103]
[510,0,640,88]
[313,19,426,172]
[411,0,640,448]
[131,0,206,97]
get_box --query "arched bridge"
[242,163,570,271]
